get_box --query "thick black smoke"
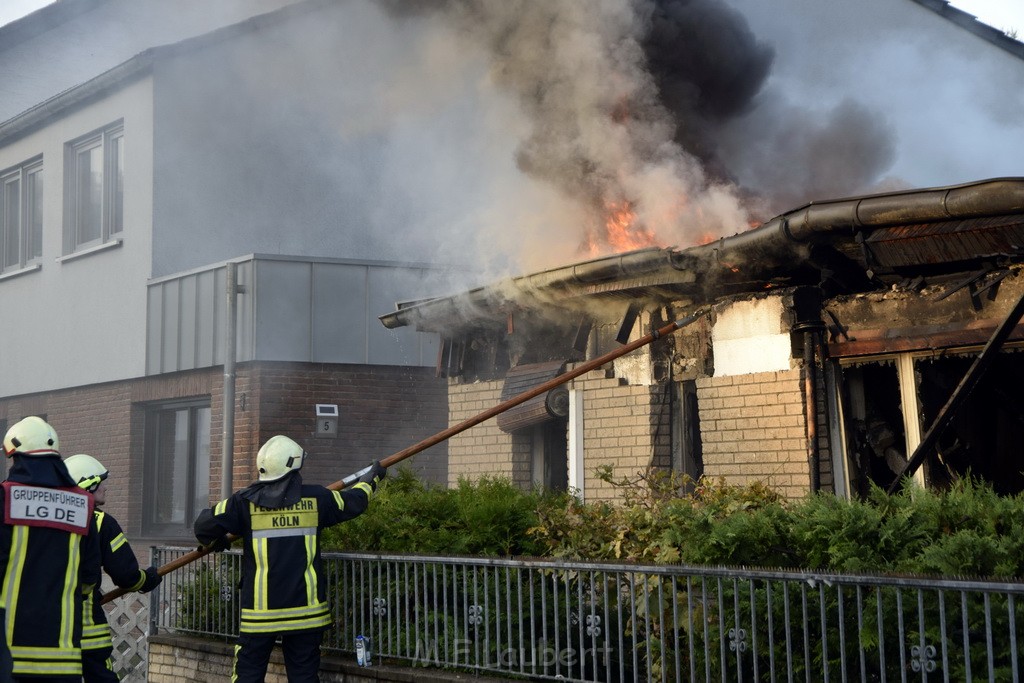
[641,0,773,179]
[379,0,896,247]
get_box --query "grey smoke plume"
[382,0,897,252]
[179,0,900,284]
[383,0,772,251]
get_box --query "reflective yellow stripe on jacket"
[2,527,84,677]
[240,602,332,633]
[8,645,83,677]
[241,499,328,633]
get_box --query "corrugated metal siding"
[865,215,1024,268]
[146,256,438,374]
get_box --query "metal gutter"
[381,178,1024,332]
[678,177,1024,276]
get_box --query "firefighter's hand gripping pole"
[102,309,707,604]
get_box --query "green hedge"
[321,468,562,556]
[323,467,1024,579]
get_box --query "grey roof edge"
[380,177,1024,331]
[379,247,677,330]
[908,0,1024,59]
[0,0,331,146]
[0,51,154,145]
[0,0,110,53]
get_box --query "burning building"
[1,0,1023,555]
[381,177,1024,500]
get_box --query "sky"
[0,0,1023,34]
[949,0,1024,36]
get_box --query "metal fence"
[152,547,1024,682]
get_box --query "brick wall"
[0,370,221,543]
[0,361,447,548]
[211,362,449,493]
[446,379,531,487]
[695,368,830,500]
[444,368,674,502]
[570,368,672,502]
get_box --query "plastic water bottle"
[355,635,367,666]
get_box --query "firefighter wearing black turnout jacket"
[1,416,101,681]
[64,454,161,682]
[194,435,385,682]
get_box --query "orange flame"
[599,200,660,253]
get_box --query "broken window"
[916,351,1024,494]
[672,380,703,491]
[841,360,914,497]
[839,348,1024,497]
[531,421,568,492]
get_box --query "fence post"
[149,545,159,637]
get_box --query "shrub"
[321,467,553,556]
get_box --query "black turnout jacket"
[0,456,101,678]
[194,472,375,634]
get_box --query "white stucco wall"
[0,77,154,396]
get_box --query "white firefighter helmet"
[64,453,109,492]
[256,435,307,482]
[3,416,60,457]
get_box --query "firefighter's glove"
[199,535,232,553]
[358,461,387,491]
[140,565,162,594]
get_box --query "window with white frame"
[64,121,123,254]
[0,157,43,273]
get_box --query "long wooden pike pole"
[103,309,706,604]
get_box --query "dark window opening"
[916,353,1024,495]
[841,363,911,497]
[673,380,703,491]
[533,420,568,492]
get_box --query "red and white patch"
[3,482,93,535]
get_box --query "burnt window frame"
[836,343,1024,497]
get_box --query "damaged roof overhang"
[380,177,1024,334]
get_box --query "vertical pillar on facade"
[567,388,585,499]
[222,262,239,499]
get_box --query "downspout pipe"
[221,262,239,499]
[792,286,825,494]
[795,321,824,493]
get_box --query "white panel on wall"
[146,285,163,375]
[195,269,217,367]
[712,296,794,376]
[160,280,180,374]
[179,275,198,369]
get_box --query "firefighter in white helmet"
[0,416,101,681]
[194,435,385,682]
[64,453,161,682]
